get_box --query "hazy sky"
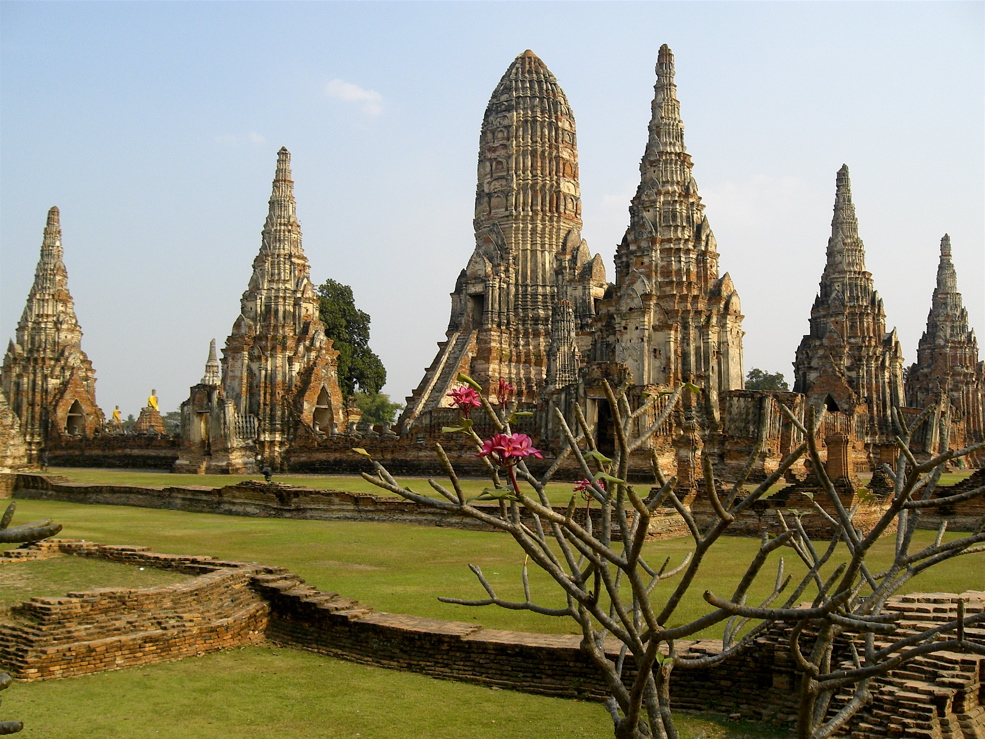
[1,1,982,418]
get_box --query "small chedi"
[173,148,347,473]
[905,235,985,466]
[1,207,103,465]
[0,391,28,472]
[792,165,906,471]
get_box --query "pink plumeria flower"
[574,478,604,499]
[447,385,482,418]
[498,379,515,405]
[477,433,543,466]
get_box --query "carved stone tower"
[793,166,905,451]
[906,235,985,460]
[1,207,103,463]
[400,50,606,432]
[599,45,743,418]
[220,148,345,467]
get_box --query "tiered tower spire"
[601,44,743,416]
[220,148,344,467]
[906,235,985,458]
[793,166,905,444]
[200,339,220,386]
[400,50,606,432]
[1,207,103,462]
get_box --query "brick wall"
[0,541,272,681]
[11,475,649,537]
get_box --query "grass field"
[3,469,982,737]
[0,558,187,620]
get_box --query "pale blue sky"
[2,1,982,417]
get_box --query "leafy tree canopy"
[745,368,789,391]
[354,391,403,427]
[162,411,182,436]
[316,279,386,398]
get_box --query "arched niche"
[312,387,334,433]
[65,400,85,436]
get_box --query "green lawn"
[0,499,808,738]
[9,645,785,739]
[3,484,982,738]
[5,499,983,636]
[0,558,187,620]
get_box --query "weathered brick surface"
[0,541,272,681]
[11,474,649,537]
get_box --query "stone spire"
[600,44,743,416]
[220,148,344,467]
[793,166,905,445]
[1,207,103,462]
[400,50,606,432]
[906,235,984,458]
[17,207,84,350]
[200,339,220,386]
[820,165,867,290]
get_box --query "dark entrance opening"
[469,294,485,328]
[597,399,615,457]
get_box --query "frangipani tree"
[356,374,984,738]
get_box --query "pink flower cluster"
[573,478,604,493]
[447,385,482,418]
[477,433,543,466]
[497,379,515,404]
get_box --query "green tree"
[316,279,386,398]
[162,411,182,436]
[745,368,789,391]
[354,391,403,427]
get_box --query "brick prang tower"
[400,50,606,431]
[220,148,345,468]
[793,165,905,447]
[599,44,744,420]
[906,235,985,462]
[1,207,103,463]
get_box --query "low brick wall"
[253,567,777,715]
[13,475,680,538]
[0,541,272,681]
[45,435,180,470]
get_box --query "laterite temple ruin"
[1,207,103,465]
[1,45,982,481]
[173,148,348,474]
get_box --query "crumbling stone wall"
[44,433,179,469]
[0,541,272,681]
[910,468,985,532]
